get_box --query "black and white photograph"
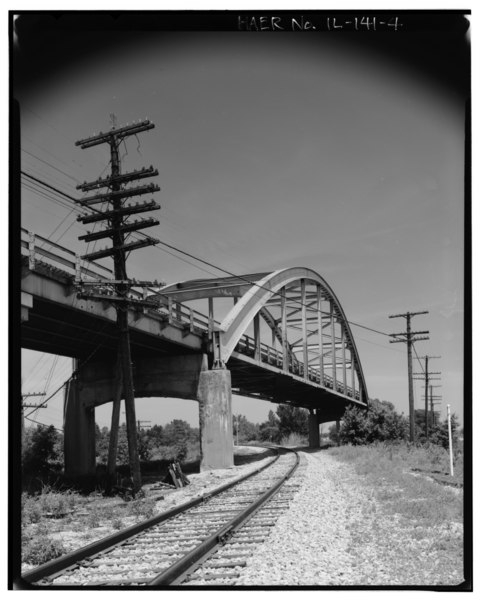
[10,8,471,590]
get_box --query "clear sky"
[15,12,470,432]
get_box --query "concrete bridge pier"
[197,367,234,471]
[308,409,320,448]
[63,377,96,480]
[63,354,235,479]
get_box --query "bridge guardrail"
[21,228,215,334]
[21,228,114,282]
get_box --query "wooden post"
[106,353,123,491]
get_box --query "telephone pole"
[21,392,46,438]
[413,355,441,437]
[428,385,443,427]
[75,117,161,493]
[389,310,429,442]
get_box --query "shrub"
[337,400,408,446]
[22,425,63,473]
[23,536,66,565]
[276,405,309,439]
[38,488,70,517]
[112,517,124,530]
[22,493,42,525]
[428,415,459,450]
[127,497,156,520]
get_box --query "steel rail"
[159,448,300,587]
[22,449,279,586]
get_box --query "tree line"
[329,399,459,449]
[21,401,460,475]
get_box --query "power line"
[24,320,114,419]
[24,415,63,433]
[22,169,404,345]
[21,148,81,185]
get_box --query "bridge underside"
[21,295,357,421]
[21,295,203,360]
[228,355,354,422]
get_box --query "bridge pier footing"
[64,378,96,481]
[308,409,320,448]
[197,368,234,471]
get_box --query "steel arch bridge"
[160,267,369,416]
[21,231,369,472]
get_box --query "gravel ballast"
[235,450,464,587]
[21,447,464,586]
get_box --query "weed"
[127,497,156,520]
[112,517,124,530]
[328,443,463,528]
[23,536,66,566]
[22,493,42,524]
[86,507,102,528]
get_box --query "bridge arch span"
[211,267,368,406]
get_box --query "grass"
[21,448,266,568]
[329,441,463,486]
[327,442,464,586]
[328,442,463,522]
[21,485,161,567]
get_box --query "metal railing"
[21,228,113,281]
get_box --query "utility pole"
[413,355,441,437]
[75,117,162,494]
[389,311,429,442]
[447,404,454,476]
[21,392,47,438]
[421,384,442,427]
[428,385,443,427]
[20,392,47,443]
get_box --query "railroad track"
[23,448,302,587]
